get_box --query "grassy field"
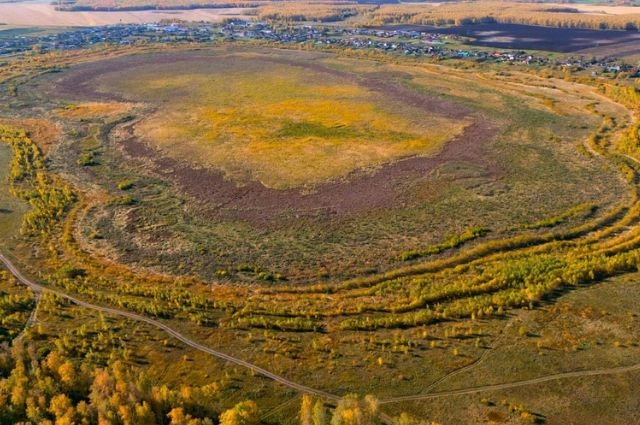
[379,273,640,424]
[36,47,626,284]
[1,42,640,424]
[365,1,640,31]
[95,53,467,189]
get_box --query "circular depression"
[45,49,498,225]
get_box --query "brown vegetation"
[0,118,61,155]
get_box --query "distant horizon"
[0,2,248,26]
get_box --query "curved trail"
[13,292,40,342]
[416,321,518,396]
[3,251,640,417]
[379,362,640,404]
[0,252,340,402]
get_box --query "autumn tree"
[301,394,313,425]
[313,399,328,425]
[331,394,379,425]
[219,400,260,425]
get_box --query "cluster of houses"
[228,22,635,73]
[0,20,635,75]
[0,23,215,55]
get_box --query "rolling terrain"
[1,9,640,424]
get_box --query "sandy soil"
[0,3,248,26]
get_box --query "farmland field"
[1,30,640,424]
[372,23,640,52]
[0,2,249,26]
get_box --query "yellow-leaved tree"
[219,400,260,425]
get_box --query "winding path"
[0,251,340,402]
[379,362,640,404]
[3,250,640,419]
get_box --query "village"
[0,19,635,76]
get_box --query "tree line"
[365,2,640,31]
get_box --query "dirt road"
[3,250,639,419]
[0,251,340,402]
[379,362,640,404]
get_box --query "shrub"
[116,180,134,191]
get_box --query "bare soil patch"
[49,52,224,101]
[577,39,640,60]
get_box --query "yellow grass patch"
[58,102,134,119]
[125,64,468,189]
[0,118,61,153]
